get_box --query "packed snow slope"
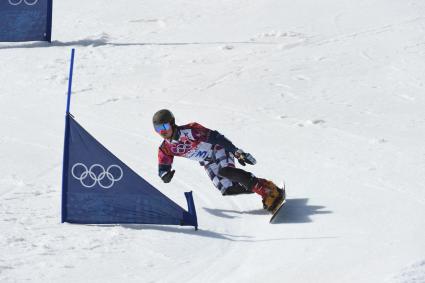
[1,0,425,282]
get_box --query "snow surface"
[1,0,425,282]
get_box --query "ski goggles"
[154,123,172,133]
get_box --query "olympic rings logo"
[71,163,123,189]
[8,0,38,5]
[171,140,192,154]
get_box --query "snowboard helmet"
[152,109,175,127]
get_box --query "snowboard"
[270,184,286,223]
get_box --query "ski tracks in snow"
[160,174,257,283]
[388,259,425,283]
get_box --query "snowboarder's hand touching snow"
[234,149,256,166]
[160,170,175,183]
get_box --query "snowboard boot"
[251,178,285,213]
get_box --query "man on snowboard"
[152,109,284,212]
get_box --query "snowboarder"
[153,109,284,212]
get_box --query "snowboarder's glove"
[234,149,257,166]
[160,170,175,183]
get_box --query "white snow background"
[1,0,425,282]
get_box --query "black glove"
[234,149,257,166]
[160,170,175,183]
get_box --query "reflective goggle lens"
[154,123,171,133]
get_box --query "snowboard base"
[270,184,286,223]
[270,199,286,223]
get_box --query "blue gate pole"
[61,48,76,223]
[185,191,198,230]
[66,48,75,114]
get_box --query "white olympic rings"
[172,140,192,154]
[8,0,38,6]
[71,163,123,189]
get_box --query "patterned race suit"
[157,123,240,194]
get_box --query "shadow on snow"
[203,198,332,224]
[87,223,252,242]
[0,37,278,50]
[84,198,333,241]
[271,198,332,224]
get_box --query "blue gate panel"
[62,114,197,227]
[0,0,52,42]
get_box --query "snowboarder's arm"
[182,123,237,152]
[206,128,256,166]
[158,146,175,182]
[207,130,238,153]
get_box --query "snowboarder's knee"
[217,166,231,178]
